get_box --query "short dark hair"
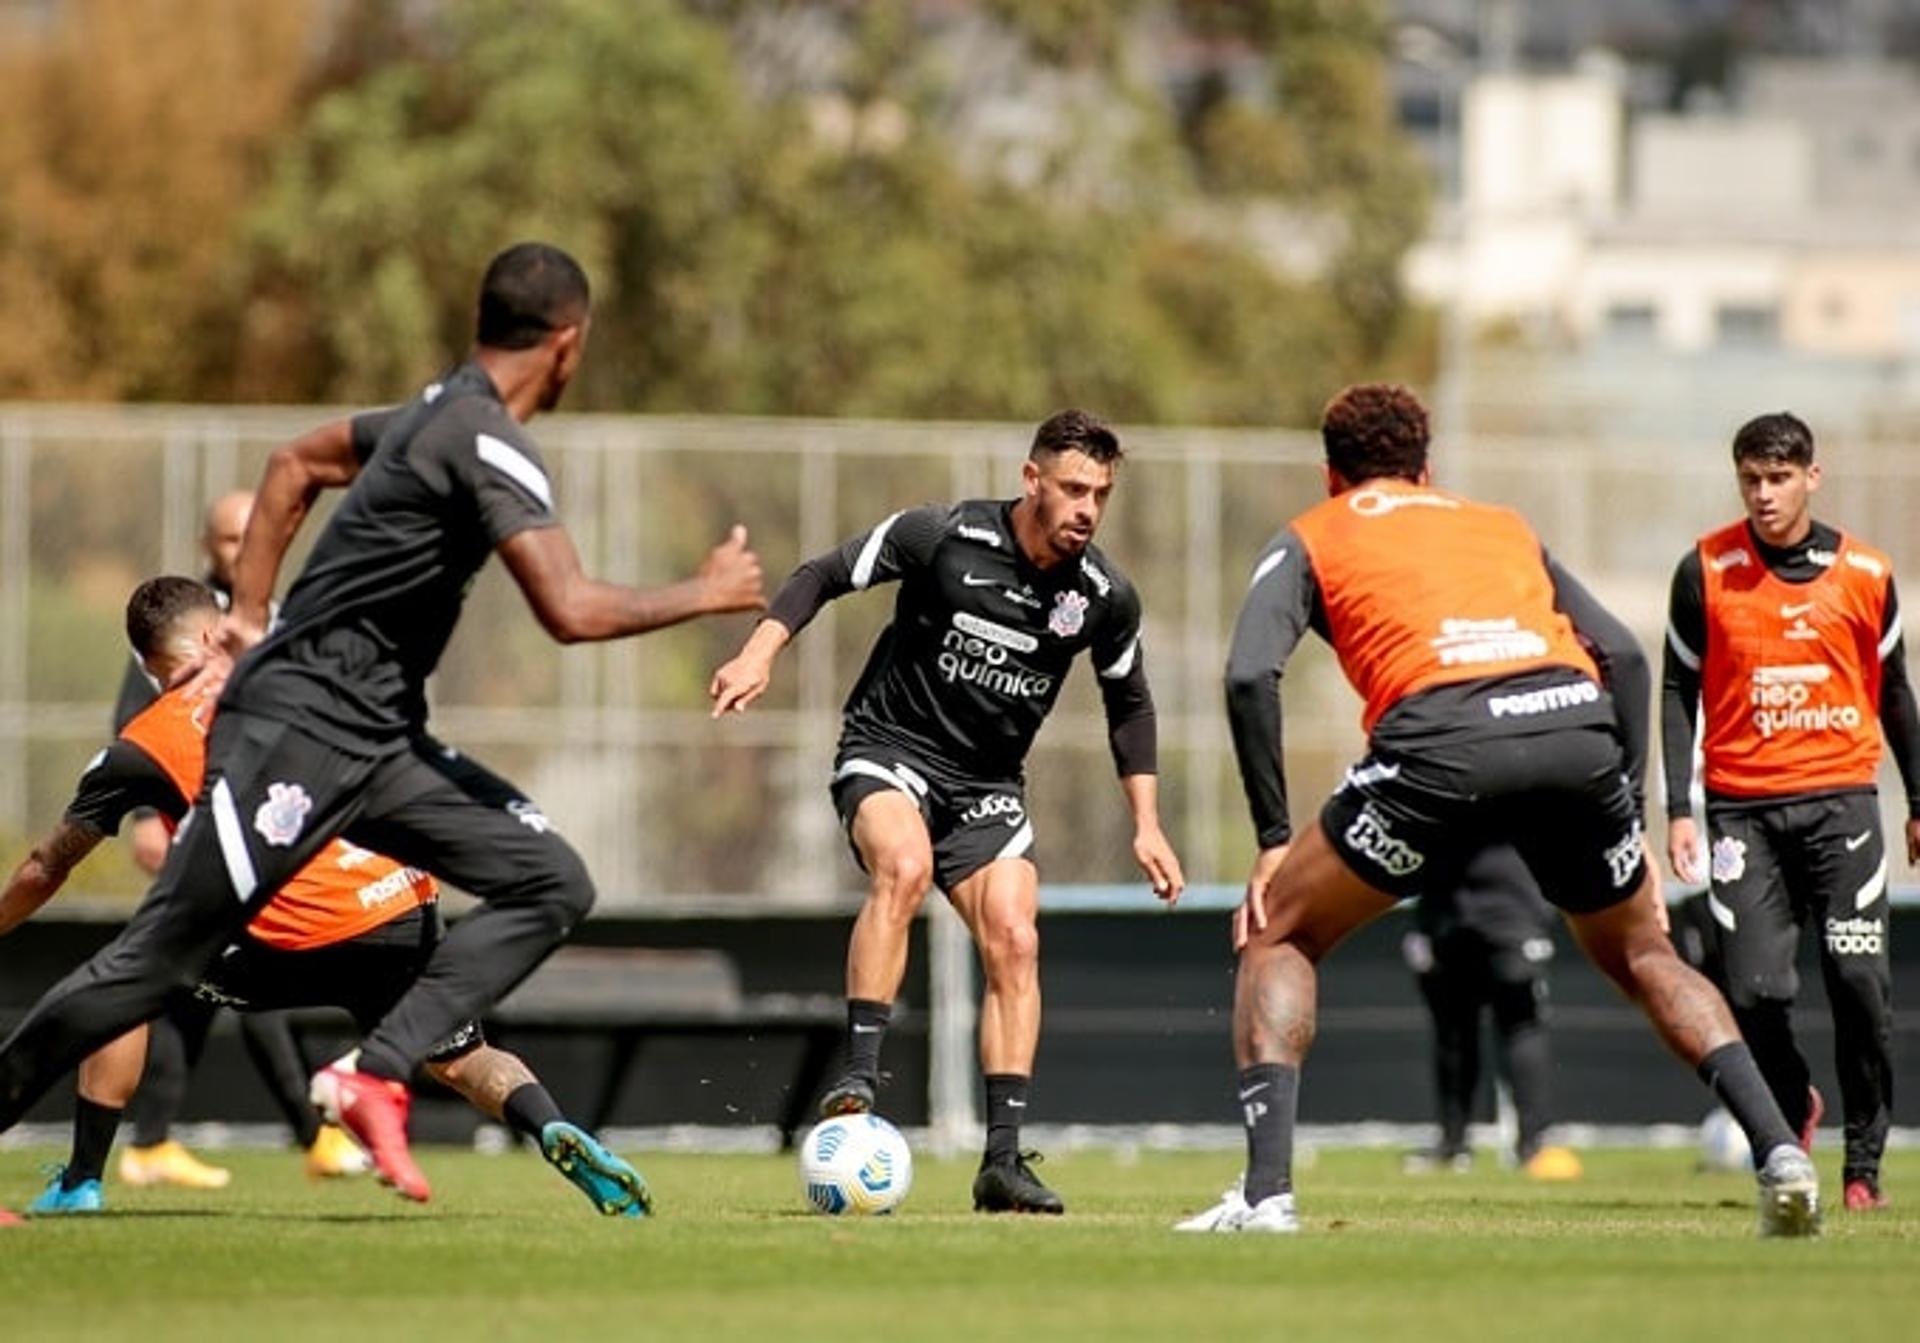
[1321,384,1430,483]
[126,576,220,661]
[476,242,591,350]
[1030,409,1122,464]
[1731,412,1814,467]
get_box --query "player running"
[1,577,650,1218]
[1663,412,1920,1213]
[109,489,361,1189]
[0,242,765,1204]
[710,410,1184,1214]
[1176,383,1818,1237]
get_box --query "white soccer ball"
[799,1114,913,1215]
[1698,1107,1753,1172]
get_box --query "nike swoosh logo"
[1237,1082,1271,1102]
[1781,602,1815,618]
[961,573,998,587]
[1006,1099,1026,1108]
[851,1024,884,1034]
[1846,831,1872,852]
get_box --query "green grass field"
[4,1145,1918,1341]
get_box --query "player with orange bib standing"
[1663,412,1920,1214]
[1175,384,1818,1238]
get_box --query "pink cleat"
[310,1058,430,1203]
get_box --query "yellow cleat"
[1523,1145,1584,1182]
[305,1124,371,1180]
[118,1139,232,1190]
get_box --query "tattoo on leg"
[1248,946,1317,1064]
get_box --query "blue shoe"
[540,1121,651,1217]
[28,1168,104,1216]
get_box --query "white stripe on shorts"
[209,778,259,904]
[995,820,1035,862]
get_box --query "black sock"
[66,1097,122,1188]
[1698,1042,1798,1162]
[845,999,890,1083]
[502,1083,566,1142]
[983,1074,1029,1165]
[1240,1063,1298,1204]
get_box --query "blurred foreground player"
[0,242,766,1204]
[1663,412,1920,1212]
[1176,384,1818,1237]
[1,578,649,1218]
[111,489,360,1188]
[1402,846,1580,1180]
[711,410,1184,1213]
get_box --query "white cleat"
[1756,1144,1821,1239]
[1174,1183,1298,1234]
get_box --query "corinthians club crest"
[1048,590,1089,638]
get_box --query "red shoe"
[310,1059,430,1203]
[1798,1086,1824,1153]
[1844,1177,1889,1212]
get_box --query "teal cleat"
[28,1168,104,1216]
[540,1122,651,1218]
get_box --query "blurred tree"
[0,0,316,399]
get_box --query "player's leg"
[1177,813,1402,1234]
[1515,728,1815,1235]
[1405,929,1479,1172]
[1708,807,1816,1142]
[946,845,1057,1213]
[234,1012,364,1177]
[119,997,230,1190]
[819,767,938,1115]
[0,711,361,1134]
[425,1039,650,1217]
[318,743,594,1196]
[28,1027,146,1214]
[1800,794,1893,1208]
[1485,945,1564,1174]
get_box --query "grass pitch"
[3,1145,1917,1341]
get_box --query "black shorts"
[1320,724,1646,914]
[191,907,483,1064]
[1704,790,1889,1004]
[829,738,1034,893]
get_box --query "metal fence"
[5,403,1920,910]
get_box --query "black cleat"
[816,1074,876,1119]
[972,1151,1065,1215]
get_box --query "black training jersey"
[220,362,559,752]
[64,739,188,835]
[767,499,1155,781]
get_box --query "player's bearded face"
[1027,451,1115,560]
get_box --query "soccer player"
[1401,846,1581,1181]
[1662,412,1920,1213]
[0,242,766,1204]
[709,410,1184,1214]
[3,577,652,1219]
[1176,383,1818,1236]
[109,489,362,1188]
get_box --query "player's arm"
[1094,585,1183,905]
[1223,532,1317,943]
[1872,578,1920,863]
[0,735,179,936]
[1658,552,1708,882]
[0,821,106,937]
[223,415,376,650]
[1545,555,1652,791]
[710,505,949,716]
[499,524,765,645]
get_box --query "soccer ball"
[799,1114,913,1215]
[1698,1107,1753,1172]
